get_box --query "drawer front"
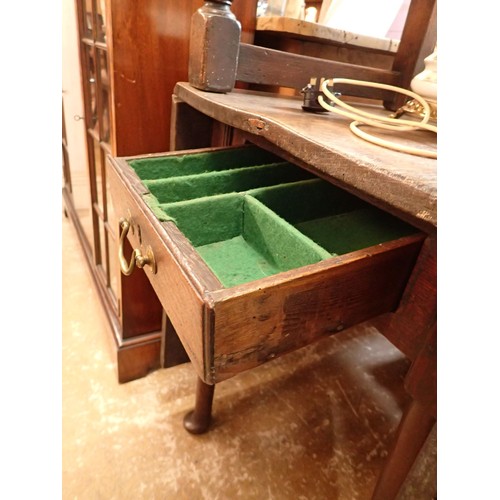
[209,236,422,381]
[108,145,424,384]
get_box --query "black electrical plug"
[301,77,340,113]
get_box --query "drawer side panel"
[107,157,209,381]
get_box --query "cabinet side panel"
[108,0,205,156]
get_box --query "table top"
[256,16,399,54]
[174,82,437,231]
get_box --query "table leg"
[371,398,435,499]
[371,237,436,498]
[183,377,215,434]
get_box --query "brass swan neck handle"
[118,218,156,275]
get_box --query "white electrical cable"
[317,78,437,159]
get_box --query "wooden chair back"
[189,0,436,110]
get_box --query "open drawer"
[107,145,424,383]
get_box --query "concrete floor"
[62,214,435,499]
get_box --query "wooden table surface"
[256,15,400,53]
[175,82,436,232]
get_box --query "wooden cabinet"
[62,0,258,382]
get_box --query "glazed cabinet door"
[75,0,120,308]
[62,0,94,257]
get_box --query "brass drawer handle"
[118,218,157,275]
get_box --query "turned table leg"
[183,377,215,434]
[371,399,435,499]
[373,322,437,499]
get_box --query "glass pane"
[104,156,117,233]
[97,214,108,281]
[63,97,94,257]
[72,153,94,257]
[97,50,111,143]
[62,143,71,190]
[101,86,111,144]
[108,233,119,303]
[84,46,99,135]
[93,139,104,213]
[95,0,107,42]
[81,0,94,38]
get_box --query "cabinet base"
[63,188,163,383]
[116,333,162,383]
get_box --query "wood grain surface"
[106,0,257,156]
[174,83,437,230]
[209,234,424,381]
[237,43,398,100]
[107,155,210,380]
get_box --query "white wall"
[319,0,407,39]
[62,0,88,179]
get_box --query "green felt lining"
[248,178,367,222]
[161,194,244,247]
[249,179,417,255]
[196,236,280,287]
[142,193,176,222]
[243,196,331,270]
[294,208,417,255]
[143,162,313,204]
[156,179,417,286]
[161,194,331,287]
[127,145,282,180]
[129,147,418,287]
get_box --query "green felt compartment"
[160,194,244,247]
[249,178,367,222]
[197,236,281,286]
[250,179,417,254]
[295,208,416,255]
[130,147,418,287]
[143,162,314,204]
[242,196,331,271]
[127,145,282,180]
[161,194,330,288]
